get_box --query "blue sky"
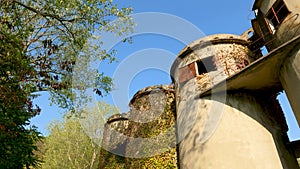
[30,0,300,141]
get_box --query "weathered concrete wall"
[280,50,300,126]
[273,1,300,49]
[177,92,298,169]
[251,0,300,125]
[171,34,298,169]
[98,85,178,169]
[171,34,256,94]
[252,0,300,50]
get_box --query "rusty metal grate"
[178,62,197,83]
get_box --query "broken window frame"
[178,56,217,83]
[196,56,217,75]
[265,0,290,34]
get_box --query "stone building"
[250,0,300,127]
[99,0,300,168]
[171,33,298,168]
[99,85,177,169]
[251,0,300,50]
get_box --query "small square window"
[197,56,217,75]
[178,56,217,84]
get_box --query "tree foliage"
[1,0,133,109]
[41,102,119,169]
[0,31,42,168]
[0,0,133,168]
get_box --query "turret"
[171,34,298,169]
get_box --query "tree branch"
[89,149,97,169]
[13,0,76,42]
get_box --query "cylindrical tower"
[98,114,129,169]
[170,34,298,169]
[99,85,178,169]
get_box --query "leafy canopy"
[0,0,133,168]
[42,101,119,169]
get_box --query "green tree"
[41,102,118,169]
[0,0,133,168]
[0,32,42,168]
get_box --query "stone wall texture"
[98,85,178,169]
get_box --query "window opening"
[265,0,290,33]
[265,18,276,34]
[178,56,217,84]
[196,56,217,75]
